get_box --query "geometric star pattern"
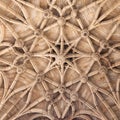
[0,0,120,120]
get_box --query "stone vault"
[0,0,120,120]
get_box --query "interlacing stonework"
[0,0,120,120]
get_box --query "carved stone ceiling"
[0,0,120,120]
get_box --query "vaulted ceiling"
[0,0,120,120]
